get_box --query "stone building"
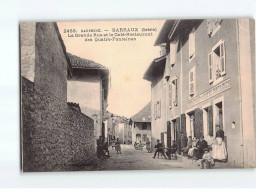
[67,53,109,145]
[130,102,152,145]
[144,19,255,168]
[20,22,95,171]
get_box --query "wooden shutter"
[208,53,213,83]
[161,132,164,144]
[194,108,203,138]
[208,106,213,136]
[158,100,161,118]
[176,117,181,155]
[189,28,195,59]
[169,83,172,109]
[189,70,194,95]
[174,79,178,106]
[220,41,226,76]
[181,113,186,135]
[170,42,176,65]
[167,121,171,148]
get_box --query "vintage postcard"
[20,19,255,172]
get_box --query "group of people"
[111,138,121,154]
[134,138,152,152]
[152,139,178,159]
[182,125,227,169]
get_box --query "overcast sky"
[58,20,165,118]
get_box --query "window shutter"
[174,79,178,106]
[170,42,176,65]
[159,100,161,118]
[169,83,172,109]
[176,117,181,155]
[189,71,194,95]
[189,29,195,59]
[181,113,186,135]
[208,106,213,136]
[167,121,171,148]
[220,41,226,76]
[194,108,203,138]
[208,52,213,83]
[161,132,164,144]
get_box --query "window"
[142,134,147,142]
[154,101,161,119]
[208,40,226,84]
[189,67,196,97]
[172,79,178,106]
[170,40,178,66]
[207,19,222,38]
[142,122,147,130]
[203,105,214,138]
[189,28,195,61]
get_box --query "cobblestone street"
[95,144,198,171]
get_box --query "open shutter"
[174,79,178,106]
[194,108,203,138]
[208,52,213,83]
[189,28,195,59]
[181,113,186,135]
[161,132,164,144]
[176,117,181,155]
[189,71,194,95]
[170,42,176,65]
[208,106,213,136]
[220,41,226,76]
[167,121,171,148]
[158,100,161,118]
[169,83,172,109]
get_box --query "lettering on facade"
[188,78,231,108]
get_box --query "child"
[200,148,214,169]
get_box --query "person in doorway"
[146,138,151,153]
[183,136,192,156]
[115,138,121,154]
[153,139,167,159]
[212,125,227,161]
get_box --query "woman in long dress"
[146,138,151,153]
[212,126,227,161]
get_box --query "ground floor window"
[136,134,141,143]
[142,134,147,142]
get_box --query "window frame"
[189,28,195,62]
[189,66,196,98]
[209,39,226,85]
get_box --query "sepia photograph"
[20,19,256,172]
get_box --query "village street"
[95,144,199,171]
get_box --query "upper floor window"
[189,28,195,61]
[142,122,147,130]
[207,19,222,38]
[189,67,196,98]
[154,100,161,119]
[169,78,178,109]
[170,40,178,66]
[208,40,226,84]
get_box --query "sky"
[58,20,165,118]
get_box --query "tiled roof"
[67,53,108,70]
[130,102,151,123]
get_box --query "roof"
[67,53,108,70]
[130,102,151,123]
[143,55,166,81]
[67,53,109,99]
[154,19,204,45]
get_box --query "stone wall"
[21,77,96,172]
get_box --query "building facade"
[130,102,152,145]
[67,53,109,145]
[144,19,255,168]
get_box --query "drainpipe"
[236,19,244,168]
